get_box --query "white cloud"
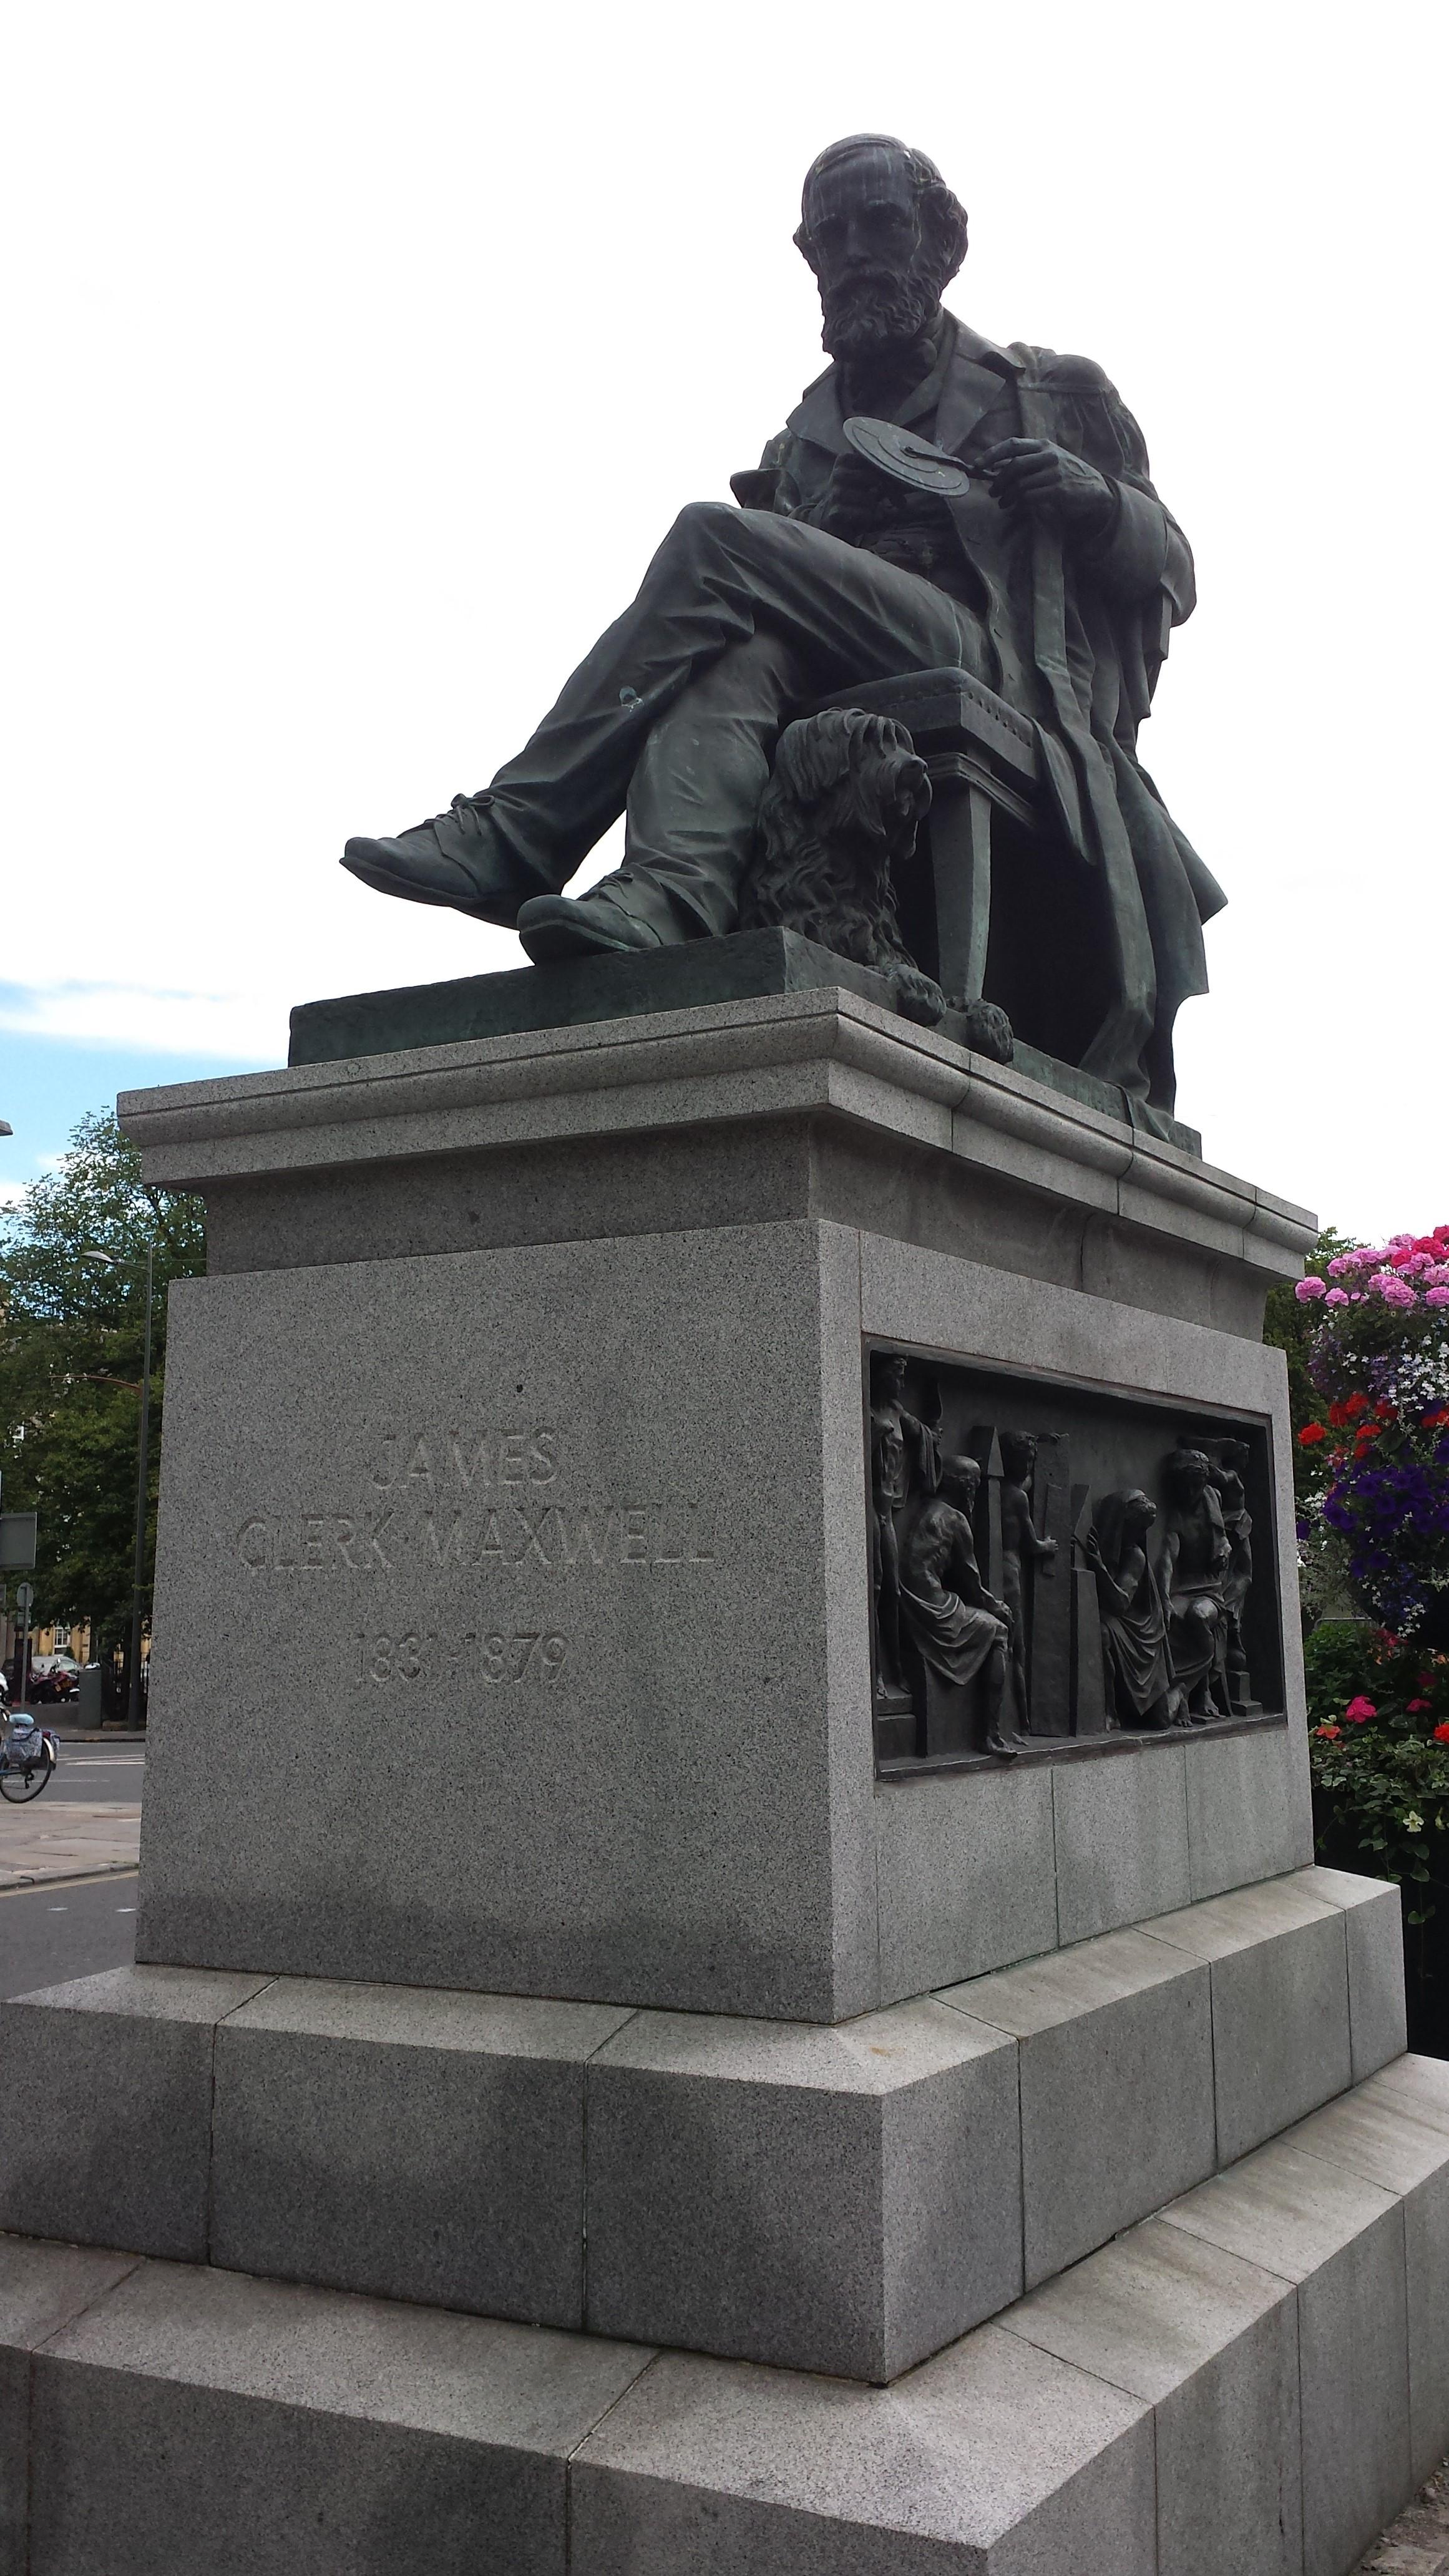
[0,982,285,1063]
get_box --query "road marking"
[0,1869,139,1901]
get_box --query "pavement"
[1359,2457,1449,2572]
[0,1741,144,1888]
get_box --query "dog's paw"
[948,998,1013,1063]
[891,966,947,1026]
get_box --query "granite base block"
[135,1219,881,2026]
[873,1762,1058,2007]
[0,1966,270,2262]
[1,1873,1384,2384]
[1284,2057,1449,2489]
[1299,1863,1409,2079]
[998,2215,1302,2576]
[583,1999,1020,2381]
[0,2238,137,2569]
[2,2051,1441,2574]
[938,1926,1215,2290]
[1050,1744,1191,1946]
[22,2255,650,2576]
[1146,1873,1354,2162]
[211,1978,633,2326]
[1184,1722,1315,1903]
[1163,2135,1413,2576]
[569,2324,1157,2575]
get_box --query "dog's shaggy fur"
[739,708,947,1025]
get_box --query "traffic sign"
[0,1513,37,1571]
[15,1581,34,1614]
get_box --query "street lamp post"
[82,1242,155,1730]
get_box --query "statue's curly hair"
[795,136,969,296]
[740,708,940,1021]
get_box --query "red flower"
[1436,1724,1449,1747]
[1316,1724,1342,1740]
[1420,1674,1437,1693]
[1345,1697,1377,1724]
[1409,1699,1432,1714]
[1298,1423,1328,1447]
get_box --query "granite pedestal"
[0,966,1436,2572]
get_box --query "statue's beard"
[819,270,939,363]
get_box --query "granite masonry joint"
[2,2052,1443,2574]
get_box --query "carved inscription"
[356,1631,569,1684]
[233,1425,718,1579]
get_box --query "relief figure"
[869,1352,940,1701]
[899,1454,1015,1759]
[1085,1490,1183,1731]
[1208,1438,1256,1710]
[998,1431,1058,1734]
[1157,1446,1230,1720]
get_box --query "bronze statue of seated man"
[342,132,1224,1124]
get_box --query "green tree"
[0,1111,205,1664]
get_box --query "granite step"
[2,2051,1447,2574]
[0,1866,1407,2386]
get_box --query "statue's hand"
[978,438,1114,533]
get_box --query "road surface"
[0,1741,144,1991]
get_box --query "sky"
[2,0,1445,1242]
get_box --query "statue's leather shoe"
[515,889,665,963]
[340,792,536,928]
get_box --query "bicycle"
[0,1710,59,1802]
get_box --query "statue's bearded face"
[803,150,940,360]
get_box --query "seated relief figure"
[341,134,1224,1128]
[1086,1489,1184,1731]
[899,1455,1015,1760]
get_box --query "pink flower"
[1408,1699,1432,1714]
[1345,1696,1377,1723]
[1295,1276,1327,1302]
[1425,1265,1449,1287]
[1325,1287,1350,1306]
[1373,1274,1417,1307]
[1327,1256,1354,1278]
[1428,1288,1449,1307]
